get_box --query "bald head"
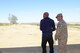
[43,12,49,18]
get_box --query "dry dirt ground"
[0,24,80,53]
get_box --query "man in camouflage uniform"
[55,13,68,53]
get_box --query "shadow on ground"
[0,44,80,53]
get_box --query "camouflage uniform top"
[56,19,68,40]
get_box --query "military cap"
[56,13,63,18]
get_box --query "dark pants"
[41,35,54,53]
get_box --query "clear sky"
[0,0,80,23]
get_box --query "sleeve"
[52,20,56,31]
[56,23,63,36]
[40,20,44,31]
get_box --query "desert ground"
[0,24,80,53]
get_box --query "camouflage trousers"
[58,39,67,53]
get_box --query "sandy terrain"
[0,24,80,53]
[0,24,41,48]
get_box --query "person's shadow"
[0,44,80,53]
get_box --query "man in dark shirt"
[40,12,55,53]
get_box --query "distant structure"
[8,14,18,24]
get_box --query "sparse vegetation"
[0,23,13,26]
[0,23,80,30]
[68,24,80,30]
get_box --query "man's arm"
[40,20,43,31]
[52,20,56,31]
[55,23,63,40]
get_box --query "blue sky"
[0,0,80,23]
